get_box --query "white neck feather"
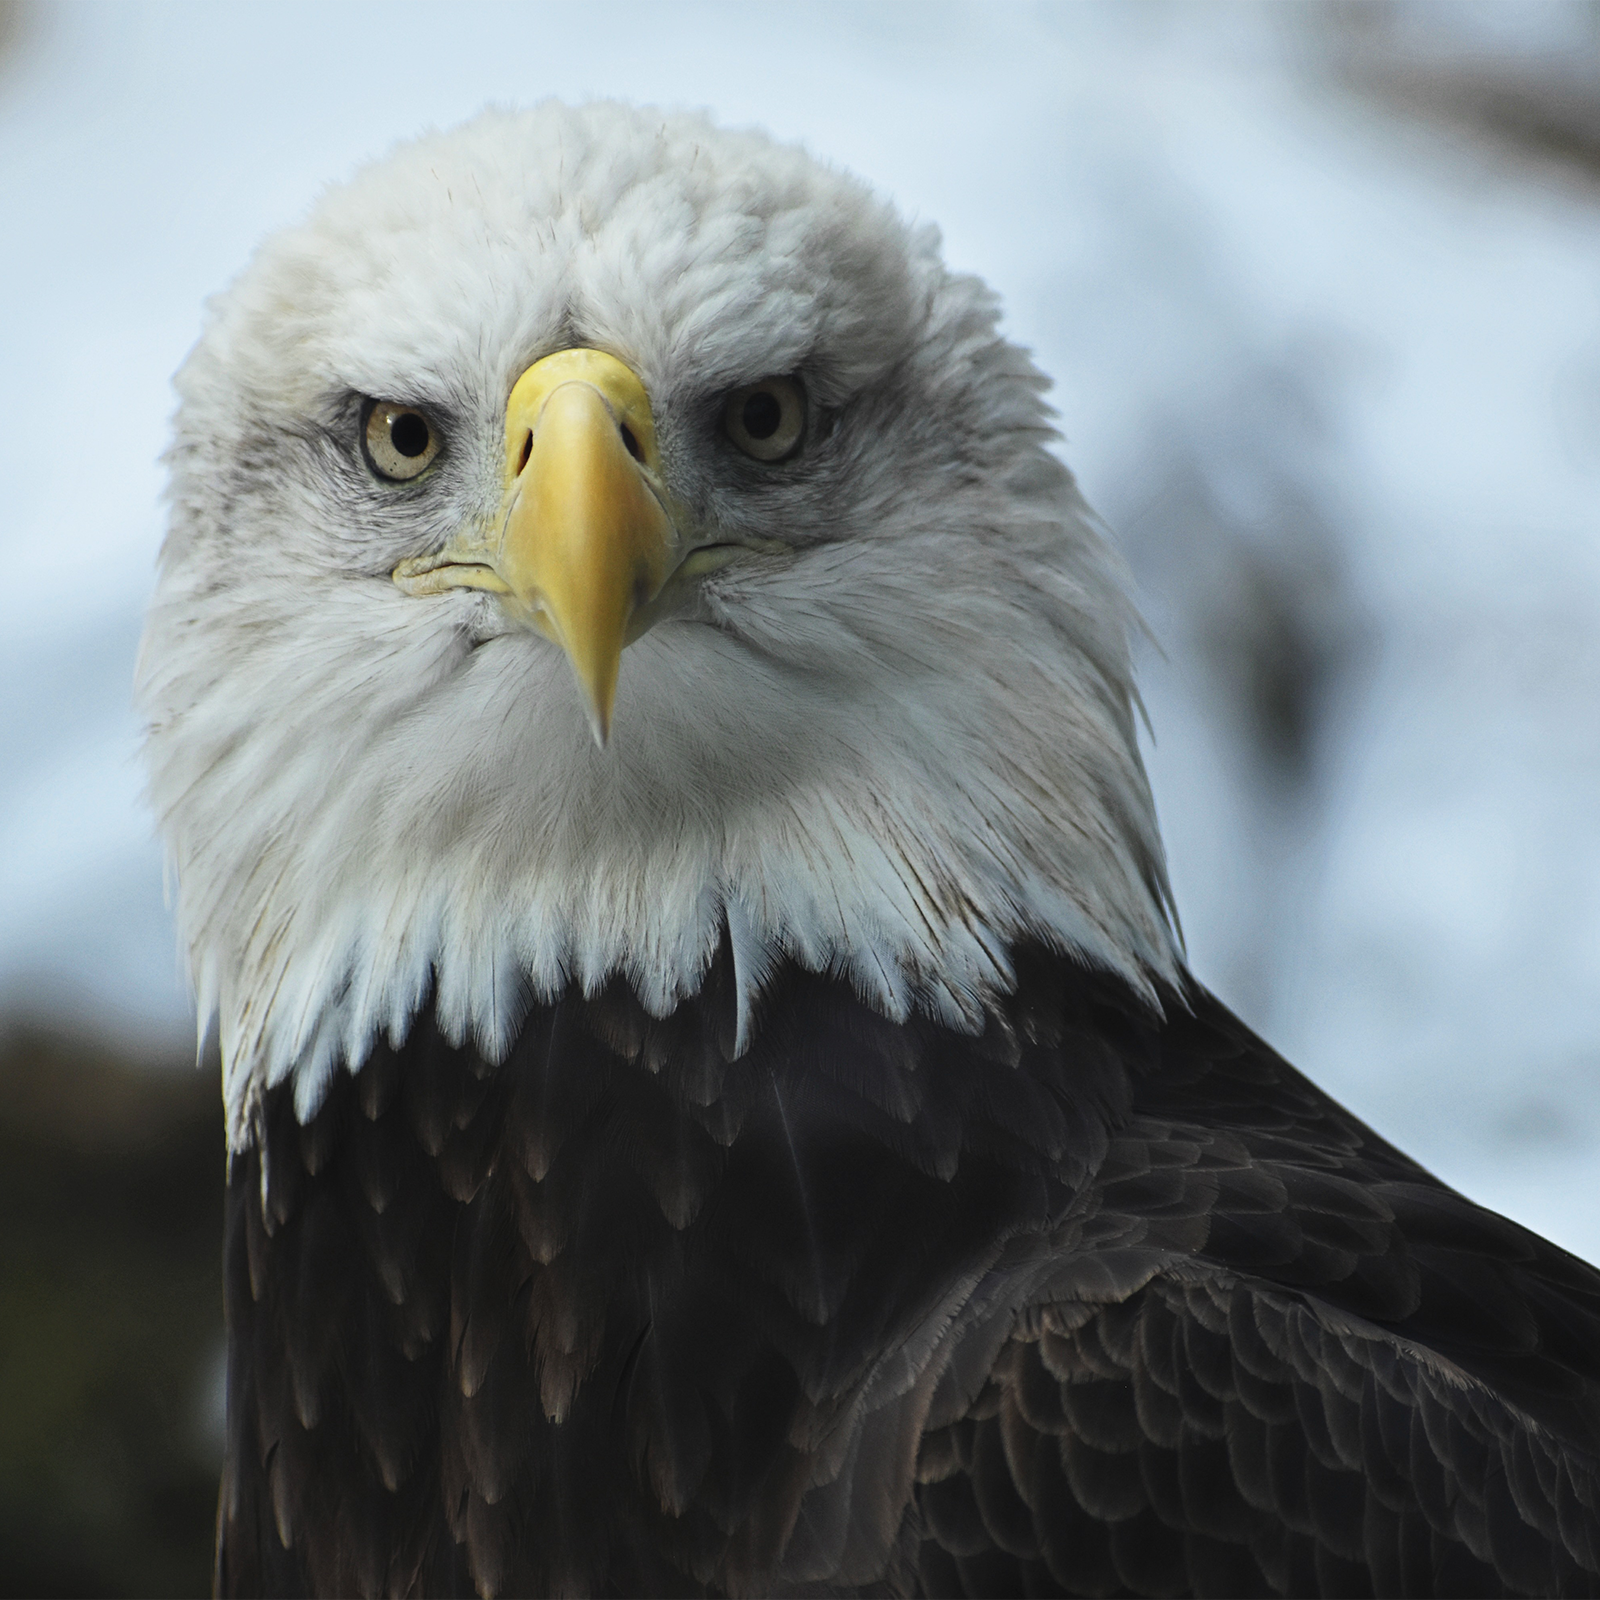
[143,503,1178,1150]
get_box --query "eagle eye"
[723,377,804,462]
[362,401,441,482]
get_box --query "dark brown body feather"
[217,944,1600,1597]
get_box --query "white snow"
[2,2,1598,1259]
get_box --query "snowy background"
[3,1,1599,1260]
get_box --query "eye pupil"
[390,412,431,458]
[741,391,782,441]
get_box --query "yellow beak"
[393,348,675,745]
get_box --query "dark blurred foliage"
[0,1029,223,1597]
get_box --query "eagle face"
[140,102,1176,1141]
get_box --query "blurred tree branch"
[1320,0,1600,191]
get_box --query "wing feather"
[916,1275,1600,1596]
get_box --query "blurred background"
[2,0,1598,1590]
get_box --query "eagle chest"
[218,958,1112,1596]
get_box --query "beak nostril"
[619,423,644,463]
[517,431,533,475]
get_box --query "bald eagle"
[139,104,1600,1598]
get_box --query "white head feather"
[137,102,1179,1149]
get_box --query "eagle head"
[137,102,1177,1144]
